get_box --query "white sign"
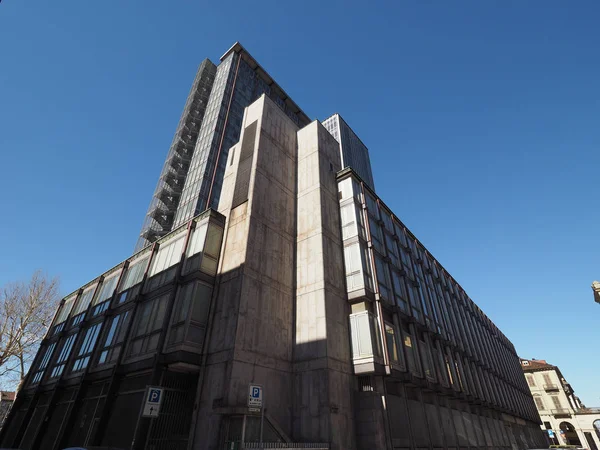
[142,386,163,418]
[248,384,263,409]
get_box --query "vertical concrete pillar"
[193,95,300,449]
[294,121,356,449]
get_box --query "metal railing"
[544,384,559,391]
[551,408,572,416]
[574,407,600,414]
[242,444,329,449]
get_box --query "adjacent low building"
[591,280,600,305]
[0,391,15,430]
[521,358,600,449]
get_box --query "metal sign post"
[248,383,264,449]
[260,393,265,450]
[132,386,164,449]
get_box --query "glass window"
[390,270,408,313]
[96,311,131,366]
[54,294,77,325]
[187,222,208,257]
[385,323,401,366]
[344,243,365,291]
[374,255,392,302]
[369,217,384,255]
[119,256,150,292]
[349,311,382,360]
[399,247,412,275]
[433,340,449,386]
[405,282,421,321]
[50,333,78,378]
[445,352,457,388]
[413,261,424,280]
[127,294,169,358]
[551,395,562,410]
[72,322,102,372]
[364,192,378,216]
[419,335,435,381]
[401,323,419,376]
[340,202,364,240]
[337,178,355,202]
[431,262,439,278]
[71,285,97,317]
[380,210,394,233]
[201,224,223,275]
[31,342,56,384]
[421,252,431,270]
[384,233,399,266]
[454,359,466,392]
[415,283,429,319]
[149,237,186,277]
[394,222,408,248]
[169,282,213,345]
[407,236,417,255]
[93,272,121,306]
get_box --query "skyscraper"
[1,44,545,450]
[322,113,375,189]
[136,43,311,251]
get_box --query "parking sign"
[248,384,263,409]
[142,386,164,418]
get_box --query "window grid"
[119,256,150,292]
[72,322,102,372]
[31,342,56,384]
[96,311,131,366]
[50,333,78,378]
[127,294,169,359]
[71,286,96,317]
[93,272,120,306]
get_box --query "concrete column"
[294,121,356,450]
[193,95,300,449]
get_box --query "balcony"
[552,408,572,418]
[349,311,384,374]
[544,384,560,392]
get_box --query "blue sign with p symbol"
[252,387,261,398]
[149,389,161,403]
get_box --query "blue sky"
[1,1,599,403]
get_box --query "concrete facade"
[191,95,356,450]
[189,95,546,449]
[522,358,600,449]
[3,92,547,449]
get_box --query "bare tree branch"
[0,270,60,391]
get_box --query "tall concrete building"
[2,44,545,450]
[521,358,600,449]
[136,43,313,251]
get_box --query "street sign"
[142,386,163,418]
[548,430,555,438]
[248,384,263,409]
